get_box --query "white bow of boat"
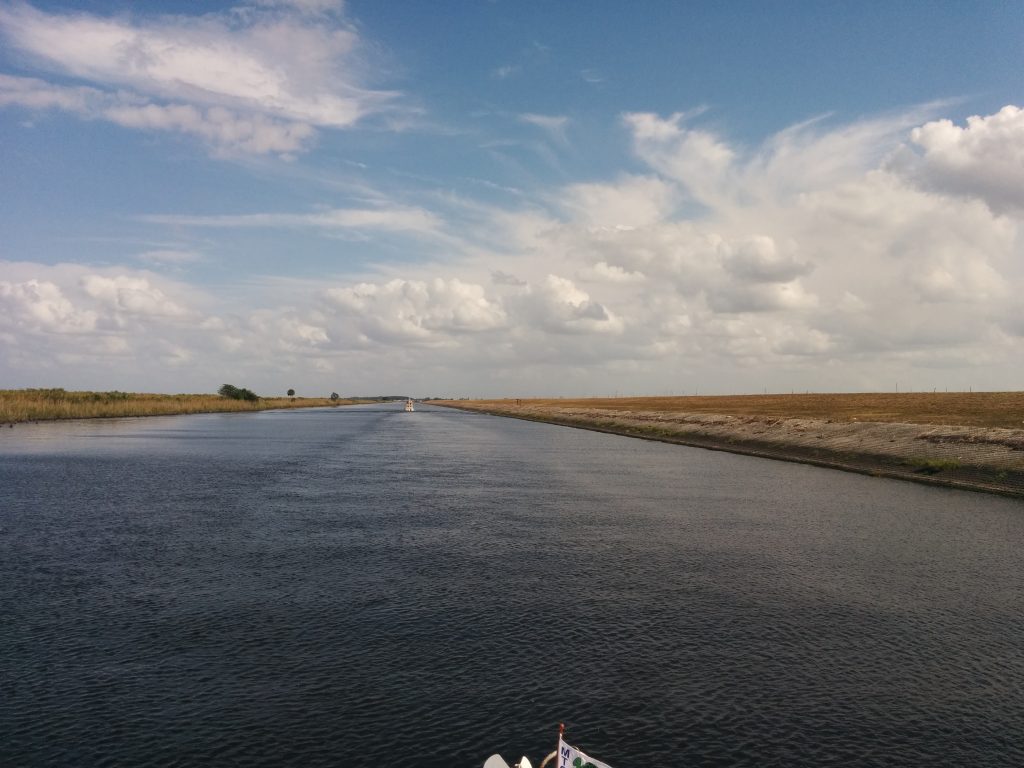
[484,726,613,768]
[483,752,557,768]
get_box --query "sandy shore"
[439,400,1024,499]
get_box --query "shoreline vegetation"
[435,393,1024,499]
[0,388,360,424]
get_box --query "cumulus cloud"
[0,1,397,154]
[578,261,646,284]
[893,106,1024,213]
[248,310,331,351]
[325,278,507,343]
[3,104,1024,394]
[0,279,98,333]
[707,279,818,314]
[491,270,527,287]
[0,264,202,340]
[81,275,189,317]
[720,236,811,283]
[518,275,623,335]
[560,175,676,229]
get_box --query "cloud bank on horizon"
[1,0,1023,396]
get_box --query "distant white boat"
[405,398,415,412]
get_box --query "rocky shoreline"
[440,402,1024,499]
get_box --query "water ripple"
[1,405,1022,766]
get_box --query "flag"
[557,737,615,768]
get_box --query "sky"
[1,0,1023,398]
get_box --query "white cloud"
[0,1,397,154]
[721,236,811,283]
[491,270,527,287]
[254,0,345,15]
[137,250,203,266]
[707,278,818,314]
[623,111,735,207]
[81,275,189,317]
[249,311,330,350]
[324,278,507,343]
[3,104,1024,394]
[103,102,317,156]
[519,275,623,335]
[0,74,316,156]
[579,261,646,284]
[142,205,441,234]
[560,175,675,229]
[0,73,95,111]
[894,105,1024,213]
[0,279,98,333]
[518,113,569,142]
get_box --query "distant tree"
[330,392,340,401]
[287,388,295,397]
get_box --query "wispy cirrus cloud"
[136,250,204,266]
[492,65,518,80]
[518,112,569,142]
[0,74,316,155]
[140,205,443,234]
[0,1,399,155]
[253,0,345,15]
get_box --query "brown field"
[442,392,1024,430]
[0,389,360,424]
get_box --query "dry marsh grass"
[444,392,1024,430]
[0,389,357,424]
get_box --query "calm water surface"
[1,404,1022,767]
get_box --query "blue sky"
[2,0,1023,396]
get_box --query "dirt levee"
[437,394,1024,498]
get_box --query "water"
[1,403,1022,767]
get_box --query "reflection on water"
[1,404,1022,767]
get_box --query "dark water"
[1,404,1022,767]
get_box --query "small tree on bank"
[218,384,259,402]
[287,389,295,397]
[330,392,340,402]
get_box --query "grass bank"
[0,389,360,424]
[454,392,1024,430]
[437,394,1024,499]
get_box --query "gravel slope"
[441,402,1024,499]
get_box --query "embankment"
[0,389,360,424]
[438,398,1024,499]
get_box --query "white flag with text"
[557,737,615,768]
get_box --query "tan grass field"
[445,392,1024,430]
[0,389,359,424]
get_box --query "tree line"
[218,384,342,402]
